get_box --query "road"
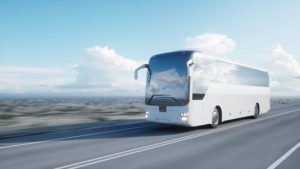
[0,104,299,169]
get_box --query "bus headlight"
[180,112,189,121]
[145,112,149,118]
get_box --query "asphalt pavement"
[0,103,299,169]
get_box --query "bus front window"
[145,51,191,106]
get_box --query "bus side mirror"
[134,64,150,80]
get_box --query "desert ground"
[0,97,144,132]
[0,96,299,132]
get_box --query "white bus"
[135,50,270,127]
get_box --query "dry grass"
[1,96,299,132]
[0,97,145,131]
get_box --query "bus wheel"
[211,107,220,128]
[253,103,260,119]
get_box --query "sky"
[0,0,300,96]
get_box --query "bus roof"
[151,50,268,73]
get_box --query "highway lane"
[0,104,299,169]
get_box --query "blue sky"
[0,0,300,96]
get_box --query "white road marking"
[55,108,300,169]
[267,141,300,169]
[0,124,157,150]
[0,105,295,150]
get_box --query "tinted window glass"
[192,53,269,94]
[146,51,192,106]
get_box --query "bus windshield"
[146,51,191,106]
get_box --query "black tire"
[253,103,260,119]
[210,107,220,128]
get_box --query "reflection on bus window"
[146,51,192,106]
[193,53,269,94]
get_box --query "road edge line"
[267,142,300,169]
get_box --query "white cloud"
[3,39,298,96]
[269,77,281,88]
[0,46,147,95]
[0,66,62,74]
[259,44,300,78]
[185,33,236,55]
[85,46,141,71]
[61,46,146,95]
[0,65,74,94]
[259,44,300,93]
